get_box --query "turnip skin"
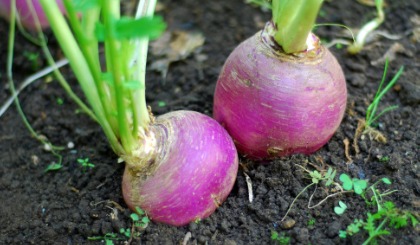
[122,110,238,226]
[0,0,64,30]
[214,25,347,159]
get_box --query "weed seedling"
[378,156,390,163]
[88,232,123,245]
[339,201,418,244]
[339,174,368,195]
[334,201,348,215]
[307,218,316,228]
[44,162,63,172]
[353,60,404,153]
[281,165,352,221]
[23,51,41,70]
[361,177,397,211]
[271,231,290,245]
[131,207,150,229]
[56,97,64,105]
[88,207,150,244]
[339,177,417,244]
[77,158,95,171]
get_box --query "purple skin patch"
[0,0,65,30]
[213,28,347,160]
[122,110,238,226]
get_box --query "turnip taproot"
[33,0,238,226]
[214,0,347,159]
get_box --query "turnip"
[0,0,64,30]
[31,0,238,226]
[214,0,347,159]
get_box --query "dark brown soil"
[1,0,419,244]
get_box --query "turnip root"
[122,110,238,226]
[214,22,347,159]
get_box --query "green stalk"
[130,0,158,134]
[103,0,136,153]
[63,0,118,132]
[272,0,323,53]
[348,0,385,54]
[7,0,64,160]
[362,217,388,245]
[39,0,124,155]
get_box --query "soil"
[0,0,419,244]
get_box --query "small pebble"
[280,218,296,229]
[67,141,75,149]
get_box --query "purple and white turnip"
[213,0,347,160]
[31,0,239,226]
[122,111,238,226]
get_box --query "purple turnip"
[0,0,64,30]
[213,0,347,160]
[122,111,238,226]
[35,0,239,226]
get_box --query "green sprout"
[56,97,64,105]
[77,158,95,171]
[339,177,417,244]
[362,177,396,211]
[88,207,150,243]
[131,207,150,229]
[119,228,131,238]
[365,60,404,128]
[353,60,404,154]
[271,231,290,245]
[88,232,123,245]
[307,218,316,228]
[157,101,166,107]
[44,162,63,172]
[334,201,348,215]
[339,201,418,244]
[339,174,368,195]
[23,50,41,70]
[378,156,390,162]
[281,166,350,221]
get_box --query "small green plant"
[44,162,63,172]
[88,232,123,245]
[23,51,41,70]
[361,177,396,211]
[281,166,351,221]
[77,158,95,171]
[157,101,166,107]
[339,201,418,244]
[119,228,131,238]
[365,60,404,128]
[307,218,316,228]
[339,177,417,244]
[56,97,64,105]
[88,207,150,243]
[334,201,348,215]
[378,156,390,162]
[271,231,290,245]
[339,174,368,195]
[131,207,150,229]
